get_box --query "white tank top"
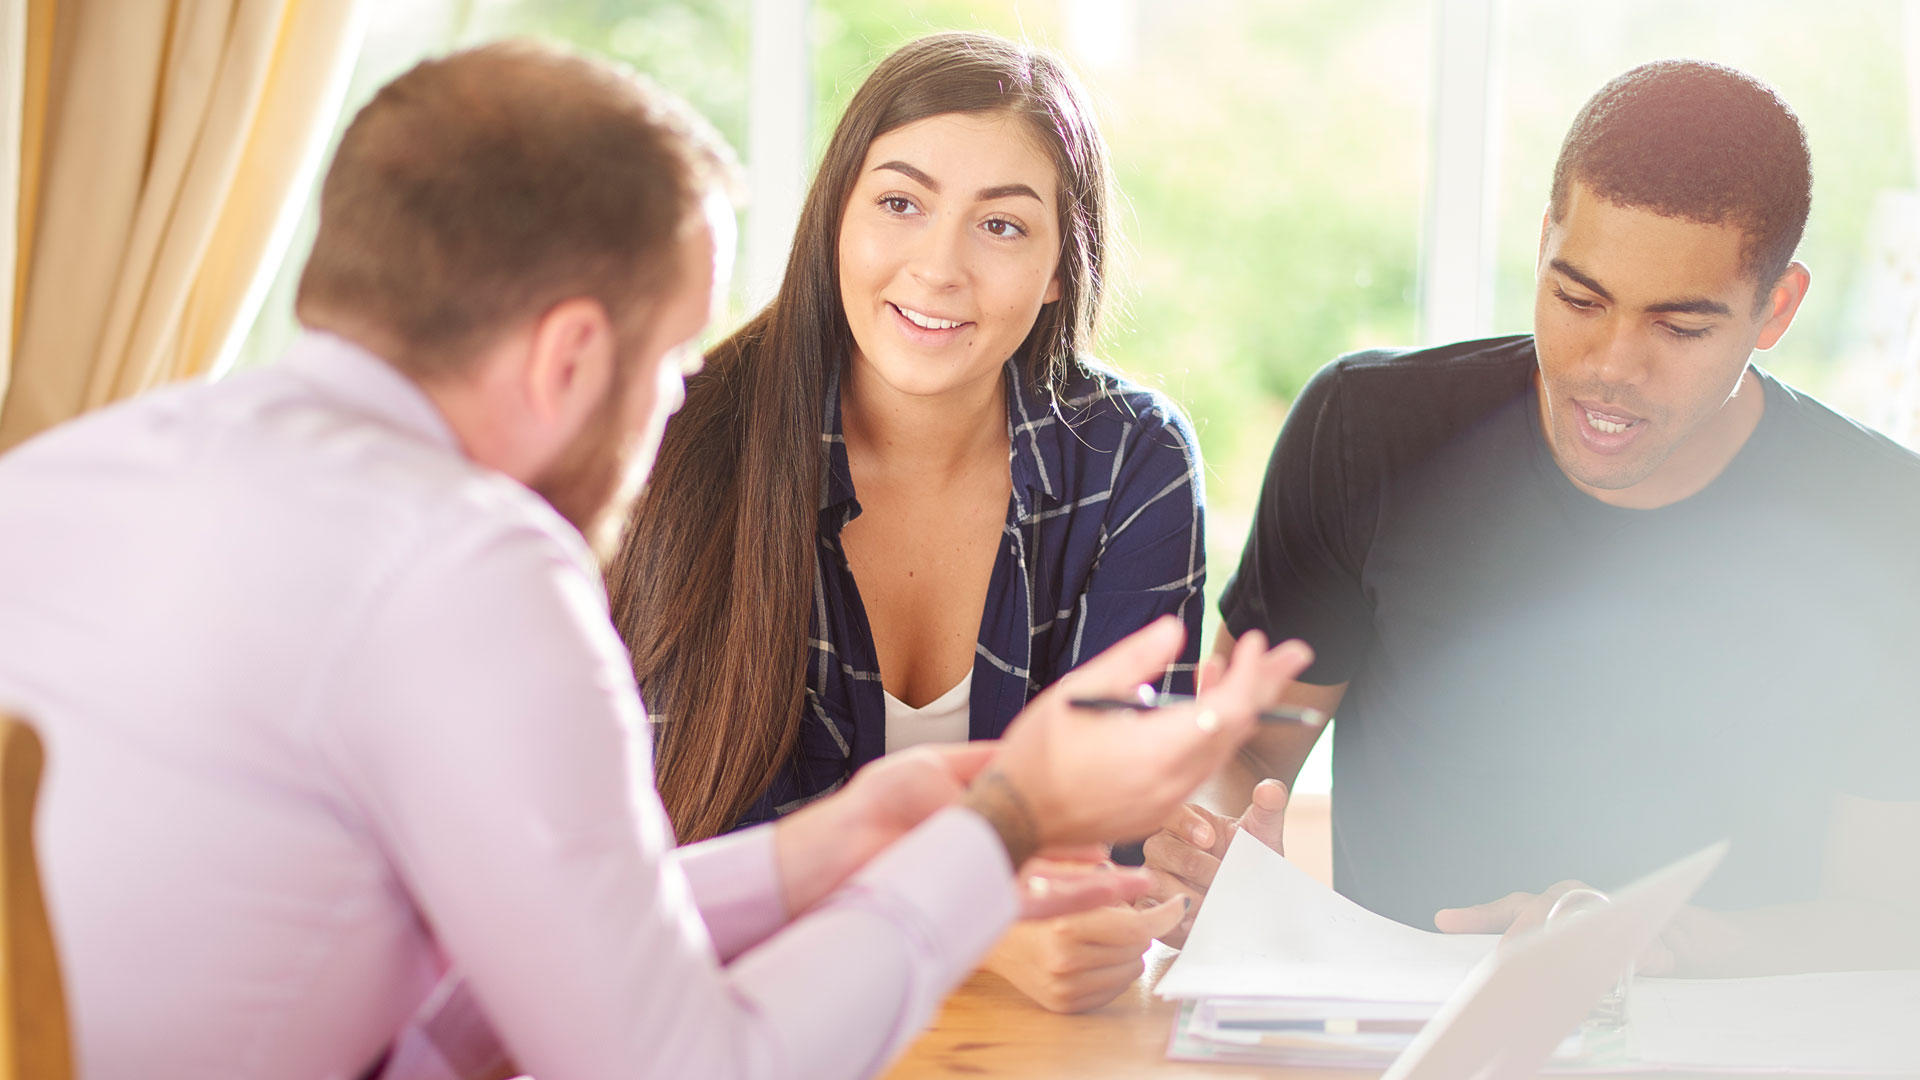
[882,670,974,754]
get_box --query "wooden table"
[884,795,1699,1080]
[882,960,1699,1080]
[886,796,1351,1078]
[882,945,1365,1079]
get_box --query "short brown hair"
[297,40,738,375]
[1550,59,1811,295]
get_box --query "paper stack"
[1156,830,1499,1069]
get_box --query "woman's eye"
[982,217,1027,239]
[879,195,917,215]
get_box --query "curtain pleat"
[0,0,364,453]
[0,0,25,406]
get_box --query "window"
[230,1,1917,791]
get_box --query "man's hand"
[776,742,996,916]
[1433,880,1742,977]
[780,746,1159,922]
[983,897,1189,1013]
[1433,880,1602,943]
[1014,851,1153,921]
[962,616,1314,864]
[843,742,996,841]
[1141,778,1291,947]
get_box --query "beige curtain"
[0,0,365,453]
[0,0,46,414]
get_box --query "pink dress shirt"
[0,333,1017,1080]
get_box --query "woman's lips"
[887,301,973,342]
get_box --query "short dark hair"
[1550,59,1811,294]
[297,40,739,377]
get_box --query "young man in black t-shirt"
[1144,59,1920,976]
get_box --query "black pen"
[1068,693,1328,727]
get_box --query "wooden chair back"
[0,714,71,1080]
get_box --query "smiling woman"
[606,30,1207,1014]
[838,112,1064,407]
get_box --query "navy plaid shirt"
[735,358,1206,827]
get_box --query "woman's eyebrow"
[871,162,1043,204]
[976,183,1042,203]
[874,160,939,189]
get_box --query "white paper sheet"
[1629,971,1920,1075]
[1155,829,1498,1002]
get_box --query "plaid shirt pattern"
[735,358,1206,827]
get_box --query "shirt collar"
[817,359,1063,526]
[819,361,857,517]
[279,331,462,453]
[1002,361,1061,517]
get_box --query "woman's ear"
[1044,272,1063,305]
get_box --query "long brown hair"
[609,31,1114,843]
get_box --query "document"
[1156,829,1497,1003]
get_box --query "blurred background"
[231,0,1920,791]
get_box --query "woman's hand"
[984,846,1183,1013]
[984,898,1189,1013]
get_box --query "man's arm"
[330,527,1025,1080]
[1189,625,1347,818]
[336,530,1313,1079]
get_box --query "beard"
[530,361,647,564]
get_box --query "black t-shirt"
[1221,335,1920,928]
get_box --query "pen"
[1067,693,1328,727]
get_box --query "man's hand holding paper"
[1435,881,1752,978]
[1140,778,1291,947]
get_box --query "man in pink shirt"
[0,41,1310,1080]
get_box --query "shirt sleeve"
[1060,396,1206,696]
[322,513,1017,1080]
[670,825,787,962]
[1218,358,1375,684]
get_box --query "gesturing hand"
[777,741,998,916]
[847,742,996,834]
[963,616,1315,866]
